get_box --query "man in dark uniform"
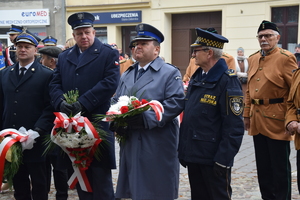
[49,12,120,200]
[178,28,244,199]
[0,30,55,200]
[4,25,23,67]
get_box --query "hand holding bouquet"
[100,95,164,143]
[46,90,107,192]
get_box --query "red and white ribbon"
[104,100,164,122]
[51,112,102,192]
[0,127,40,187]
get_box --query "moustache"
[261,42,269,45]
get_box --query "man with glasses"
[178,28,244,199]
[244,20,298,200]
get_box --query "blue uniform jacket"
[0,60,54,162]
[49,38,120,168]
[178,58,244,167]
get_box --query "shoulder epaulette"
[249,50,260,58]
[222,52,230,58]
[166,62,180,70]
[280,48,292,57]
[103,43,113,49]
[119,59,127,64]
[225,69,236,76]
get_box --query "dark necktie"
[136,68,145,80]
[202,73,207,79]
[19,67,26,81]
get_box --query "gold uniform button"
[255,89,258,92]
[273,114,276,117]
[259,68,262,70]
[257,78,260,81]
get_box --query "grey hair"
[272,30,280,36]
[206,46,223,60]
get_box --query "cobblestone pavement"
[1,131,299,200]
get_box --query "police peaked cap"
[38,46,62,58]
[7,24,23,35]
[257,20,280,34]
[131,23,164,43]
[191,28,228,49]
[16,29,41,47]
[42,36,57,46]
[68,12,95,30]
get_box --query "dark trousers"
[46,154,69,200]
[13,162,48,200]
[186,162,232,200]
[253,134,291,200]
[75,165,115,200]
[297,150,300,194]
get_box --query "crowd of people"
[0,11,300,200]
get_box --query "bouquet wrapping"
[0,127,39,188]
[47,90,105,192]
[101,95,164,142]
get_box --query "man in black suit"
[0,29,55,200]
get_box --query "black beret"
[7,24,23,35]
[191,28,228,49]
[42,36,57,46]
[38,46,62,58]
[16,30,41,47]
[257,20,280,34]
[68,12,95,30]
[131,23,164,43]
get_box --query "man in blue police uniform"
[49,12,120,200]
[112,23,185,200]
[41,36,57,46]
[178,28,244,199]
[4,25,23,67]
[0,30,55,200]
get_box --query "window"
[272,6,299,52]
[95,27,107,44]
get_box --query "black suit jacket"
[0,59,55,162]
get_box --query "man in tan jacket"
[244,20,298,200]
[285,67,300,194]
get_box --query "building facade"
[0,0,299,74]
[65,0,299,74]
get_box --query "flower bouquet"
[99,95,164,143]
[0,127,40,190]
[46,90,107,192]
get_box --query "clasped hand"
[286,121,300,135]
[60,101,82,116]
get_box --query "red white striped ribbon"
[51,112,102,192]
[104,100,164,122]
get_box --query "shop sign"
[0,9,50,26]
[93,11,141,24]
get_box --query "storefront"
[0,9,50,47]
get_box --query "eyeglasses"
[192,49,209,54]
[256,34,275,39]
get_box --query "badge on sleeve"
[229,96,243,115]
